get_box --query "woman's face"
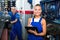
[11,7,16,14]
[34,6,42,16]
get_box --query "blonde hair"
[35,4,40,6]
[11,7,16,10]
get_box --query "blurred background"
[0,0,60,40]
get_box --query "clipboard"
[25,26,38,31]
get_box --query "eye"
[35,9,37,11]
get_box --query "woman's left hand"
[33,30,38,36]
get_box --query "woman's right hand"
[28,30,38,36]
[28,30,35,34]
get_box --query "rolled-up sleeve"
[8,12,12,16]
[16,13,20,19]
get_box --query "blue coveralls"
[8,12,22,40]
[28,17,44,40]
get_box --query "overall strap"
[39,17,42,23]
[32,17,34,22]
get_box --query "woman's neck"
[12,12,16,15]
[34,15,41,18]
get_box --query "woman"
[8,7,22,40]
[27,4,46,40]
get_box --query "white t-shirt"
[30,18,40,25]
